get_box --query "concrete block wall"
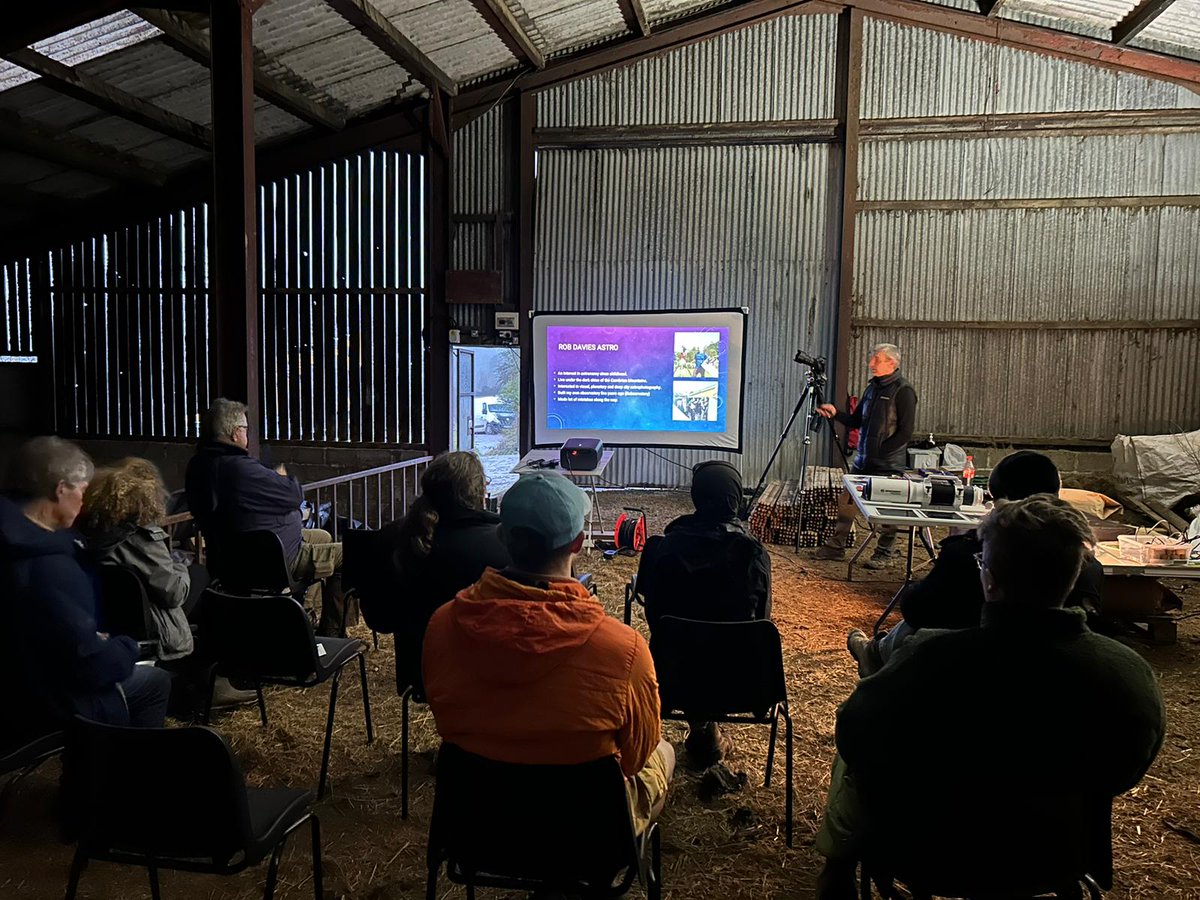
[956,445,1113,489]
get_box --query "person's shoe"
[815,544,846,560]
[846,629,883,679]
[210,676,258,709]
[816,858,859,900]
[862,549,896,570]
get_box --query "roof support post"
[515,91,535,458]
[209,0,260,454]
[424,88,452,454]
[831,7,864,429]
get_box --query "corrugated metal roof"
[863,17,1200,117]
[374,0,518,81]
[0,12,161,94]
[534,143,837,486]
[1133,0,1200,62]
[519,0,628,53]
[538,13,837,125]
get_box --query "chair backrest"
[866,793,1114,894]
[428,743,640,890]
[199,588,320,681]
[640,529,764,626]
[649,617,787,719]
[211,530,294,594]
[340,528,391,606]
[63,717,255,864]
[96,564,153,641]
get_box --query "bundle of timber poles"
[749,468,843,547]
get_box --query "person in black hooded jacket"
[358,451,510,696]
[0,437,171,749]
[636,460,771,767]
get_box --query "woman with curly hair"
[78,458,195,661]
[359,451,509,692]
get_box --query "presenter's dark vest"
[853,372,914,475]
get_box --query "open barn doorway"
[449,345,521,496]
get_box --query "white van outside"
[473,396,516,434]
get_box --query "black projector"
[560,437,604,471]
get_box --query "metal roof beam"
[468,0,545,69]
[1113,0,1179,46]
[135,8,348,131]
[323,0,458,96]
[617,0,652,37]
[0,109,167,187]
[2,47,213,150]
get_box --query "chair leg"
[425,863,439,900]
[648,822,662,900]
[1082,875,1103,900]
[858,862,871,900]
[148,861,162,900]
[358,653,374,744]
[401,686,411,820]
[256,681,269,728]
[783,702,794,848]
[263,837,288,900]
[764,706,780,788]
[466,883,477,900]
[310,814,324,900]
[63,847,87,900]
[201,666,218,725]
[318,670,342,799]
[372,629,379,651]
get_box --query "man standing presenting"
[815,343,917,568]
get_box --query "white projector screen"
[532,308,747,451]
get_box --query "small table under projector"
[512,449,616,548]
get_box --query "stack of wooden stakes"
[748,467,843,547]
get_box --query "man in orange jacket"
[423,472,675,832]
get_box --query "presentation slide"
[532,309,746,451]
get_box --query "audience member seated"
[847,450,1104,676]
[636,459,771,769]
[185,398,349,635]
[0,437,171,747]
[360,451,509,693]
[423,473,675,835]
[78,458,198,661]
[814,495,1165,899]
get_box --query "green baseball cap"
[500,472,591,549]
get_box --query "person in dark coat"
[358,451,510,695]
[814,496,1165,900]
[186,398,348,635]
[636,460,771,768]
[847,450,1104,676]
[815,343,918,567]
[0,437,171,749]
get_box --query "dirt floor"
[3,489,1200,899]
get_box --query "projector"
[560,438,604,471]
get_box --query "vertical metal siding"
[0,258,37,360]
[860,133,1200,202]
[537,14,838,127]
[862,18,1200,118]
[535,144,838,486]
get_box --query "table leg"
[873,526,917,637]
[846,525,875,583]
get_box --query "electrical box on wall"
[495,312,519,331]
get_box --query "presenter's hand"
[816,404,837,419]
[275,463,289,476]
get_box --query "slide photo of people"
[673,332,719,379]
[672,380,719,422]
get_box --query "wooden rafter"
[2,47,213,150]
[324,0,458,96]
[135,8,348,131]
[468,0,545,69]
[616,0,651,38]
[0,108,167,187]
[1113,0,1179,46]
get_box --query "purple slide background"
[545,324,727,433]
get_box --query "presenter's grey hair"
[872,343,902,365]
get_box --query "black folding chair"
[0,731,64,815]
[649,616,794,846]
[426,742,662,900]
[62,718,322,900]
[199,588,373,798]
[858,793,1113,899]
[97,563,154,641]
[623,571,644,625]
[341,527,389,650]
[210,530,304,598]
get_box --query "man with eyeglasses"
[186,398,347,635]
[813,495,1165,899]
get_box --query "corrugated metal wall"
[450,102,512,334]
[531,13,841,486]
[535,143,838,486]
[854,19,1200,444]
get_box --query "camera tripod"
[744,361,849,551]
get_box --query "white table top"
[842,473,990,528]
[513,448,615,479]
